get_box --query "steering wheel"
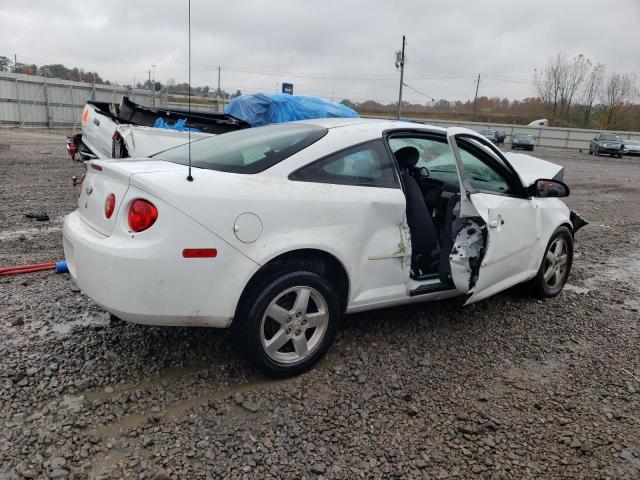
[418,166,430,178]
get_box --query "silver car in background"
[623,140,640,156]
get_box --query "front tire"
[233,269,340,377]
[530,226,573,298]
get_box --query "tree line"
[2,53,638,131]
[0,56,108,84]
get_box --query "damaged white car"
[63,119,586,376]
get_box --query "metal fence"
[0,72,227,128]
[2,71,639,150]
[369,116,640,151]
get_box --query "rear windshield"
[153,123,328,173]
[514,134,533,139]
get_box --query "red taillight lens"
[128,199,158,232]
[182,248,217,258]
[104,193,116,219]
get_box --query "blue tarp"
[224,93,359,127]
[154,117,200,132]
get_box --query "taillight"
[128,199,158,232]
[104,193,116,219]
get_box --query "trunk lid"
[77,159,185,236]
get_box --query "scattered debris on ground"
[1,128,639,479]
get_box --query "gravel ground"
[1,128,639,480]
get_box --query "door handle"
[93,118,100,126]
[488,218,505,228]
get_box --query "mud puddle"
[95,377,290,438]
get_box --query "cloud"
[1,0,639,102]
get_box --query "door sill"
[410,283,455,297]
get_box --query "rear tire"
[529,226,573,298]
[233,269,340,377]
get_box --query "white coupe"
[63,119,586,376]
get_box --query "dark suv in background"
[589,133,624,158]
[480,129,505,145]
[511,133,535,151]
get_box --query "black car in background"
[480,129,498,143]
[589,133,624,157]
[479,129,506,145]
[480,129,506,145]
[511,133,535,151]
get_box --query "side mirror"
[593,137,598,141]
[528,179,570,198]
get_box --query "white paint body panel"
[80,103,215,159]
[502,152,563,186]
[63,119,573,328]
[116,124,214,158]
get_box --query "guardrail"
[365,115,640,150]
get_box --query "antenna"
[186,0,194,182]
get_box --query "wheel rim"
[543,237,569,289]
[260,286,330,365]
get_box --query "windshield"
[153,123,328,173]
[625,140,639,145]
[600,134,622,142]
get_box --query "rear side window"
[153,123,327,174]
[290,140,399,188]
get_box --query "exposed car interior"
[389,133,519,285]
[390,137,462,283]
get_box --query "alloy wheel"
[543,237,569,289]
[260,286,330,365]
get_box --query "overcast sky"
[1,0,639,103]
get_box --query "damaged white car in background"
[63,119,586,376]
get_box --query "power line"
[402,82,436,101]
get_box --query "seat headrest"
[394,146,420,169]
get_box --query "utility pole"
[472,73,481,121]
[13,54,17,73]
[396,35,406,120]
[151,65,156,106]
[217,66,221,95]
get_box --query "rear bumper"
[63,206,259,328]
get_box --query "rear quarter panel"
[131,170,410,308]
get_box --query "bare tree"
[534,54,562,120]
[598,72,638,129]
[560,54,590,121]
[582,63,605,126]
[534,53,590,123]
